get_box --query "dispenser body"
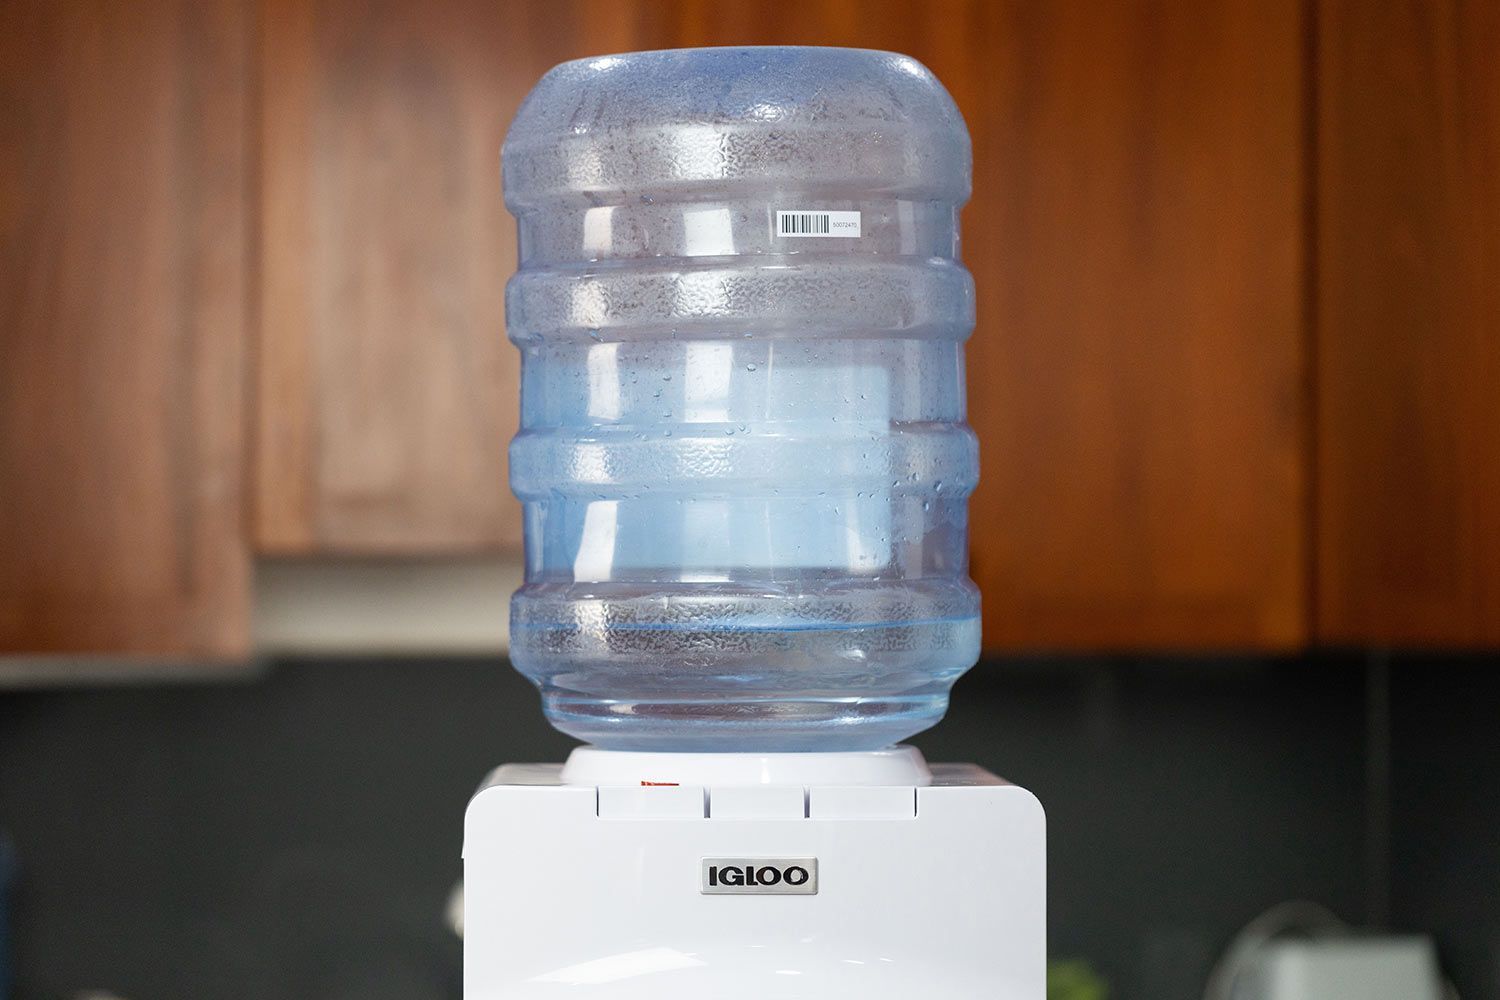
[463,762,1045,999]
[477,46,1040,999]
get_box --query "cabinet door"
[255,0,1308,649]
[960,2,1308,649]
[258,1,512,552]
[0,0,251,656]
[514,1,1310,651]
[255,1,685,553]
[1316,0,1500,645]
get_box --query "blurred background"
[1,1,1497,998]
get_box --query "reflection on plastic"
[531,946,707,986]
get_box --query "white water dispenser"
[465,46,1045,999]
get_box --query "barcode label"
[775,210,861,238]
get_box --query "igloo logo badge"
[701,858,818,895]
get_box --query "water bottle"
[503,47,978,751]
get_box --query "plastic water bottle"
[503,47,978,751]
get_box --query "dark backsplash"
[0,653,1493,1000]
[1390,656,1500,1000]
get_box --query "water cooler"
[464,46,1045,998]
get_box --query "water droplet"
[923,500,931,511]
[662,373,672,381]
[652,388,662,398]
[639,193,655,205]
[662,428,672,436]
[745,363,758,372]
[934,480,944,492]
[587,328,602,342]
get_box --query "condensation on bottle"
[503,47,979,751]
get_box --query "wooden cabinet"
[1316,0,1500,646]
[1,0,1496,657]
[256,0,530,553]
[243,0,1494,650]
[957,1,1308,650]
[643,1,1310,650]
[250,0,719,555]
[0,0,251,657]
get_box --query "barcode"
[781,212,830,235]
[775,209,861,238]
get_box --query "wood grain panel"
[965,2,1308,649]
[251,0,880,552]
[258,0,1308,648]
[259,0,506,551]
[0,0,251,655]
[260,1,568,552]
[1317,0,1500,645]
[586,0,1312,650]
[596,1,1310,649]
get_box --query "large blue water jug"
[503,47,978,751]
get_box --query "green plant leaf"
[1048,958,1109,1000]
